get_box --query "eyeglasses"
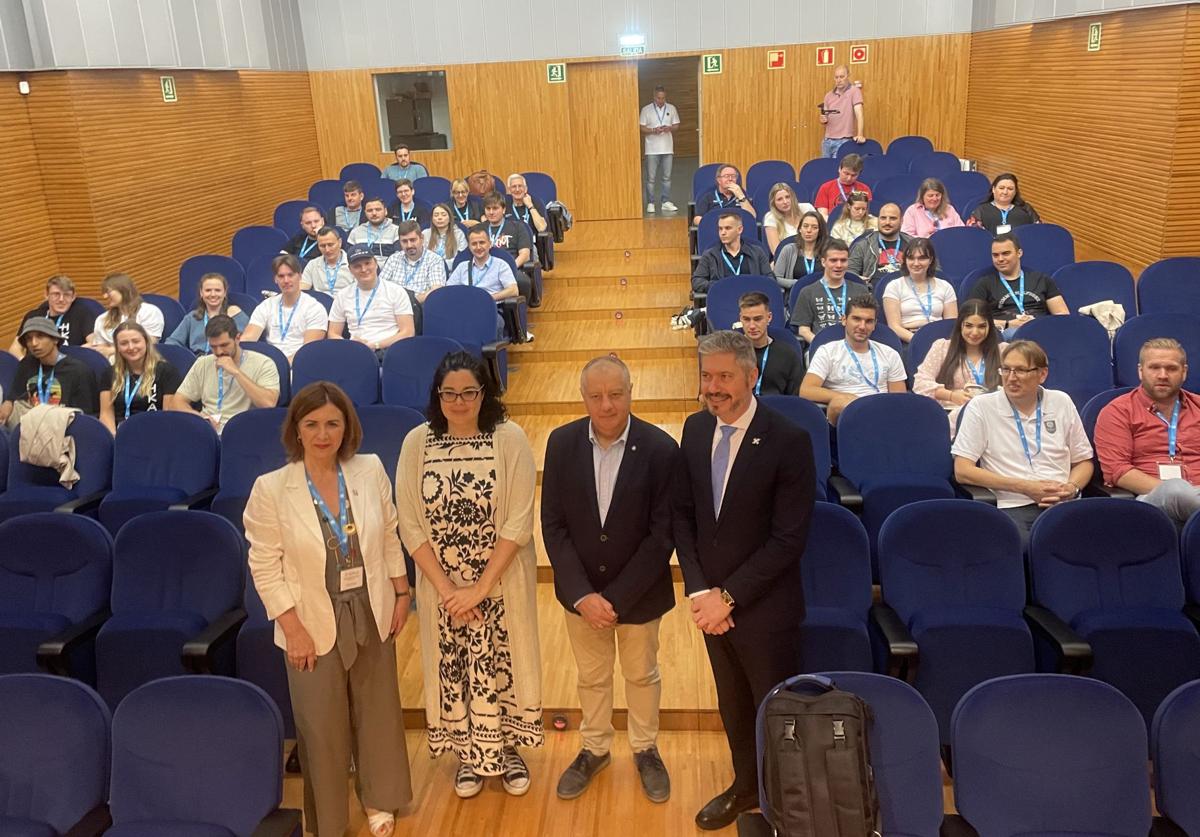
[998,366,1041,377]
[438,387,483,403]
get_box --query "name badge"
[995,224,1012,234]
[1158,461,1184,481]
[340,566,364,592]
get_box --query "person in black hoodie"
[281,206,326,266]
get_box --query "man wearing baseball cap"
[0,316,99,428]
[327,244,415,360]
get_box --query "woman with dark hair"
[423,202,468,270]
[396,351,542,800]
[913,298,1006,430]
[87,272,165,357]
[901,177,964,237]
[969,172,1041,234]
[244,382,412,837]
[98,321,182,434]
[772,210,829,291]
[166,272,248,355]
[882,237,958,342]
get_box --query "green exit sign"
[1088,22,1102,51]
[619,45,646,57]
[160,75,177,102]
[546,63,566,84]
[702,53,723,75]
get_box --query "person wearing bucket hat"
[0,316,99,428]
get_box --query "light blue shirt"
[447,257,517,296]
[589,417,631,526]
[382,162,429,182]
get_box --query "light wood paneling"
[567,62,643,220]
[1164,5,1200,259]
[638,57,700,158]
[966,7,1190,272]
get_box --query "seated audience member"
[762,182,814,257]
[773,211,828,292]
[167,273,248,355]
[389,179,431,229]
[450,178,483,227]
[447,227,521,339]
[738,292,805,396]
[347,198,400,268]
[829,191,877,243]
[282,206,325,265]
[506,174,549,235]
[814,154,873,219]
[969,173,1041,234]
[12,275,92,356]
[99,322,182,433]
[87,273,165,358]
[380,220,447,304]
[952,340,1093,546]
[788,240,869,343]
[423,203,468,271]
[966,231,1069,339]
[799,295,907,424]
[334,180,365,232]
[328,244,415,357]
[691,212,772,297]
[0,317,99,428]
[482,194,534,267]
[170,314,280,434]
[1094,338,1200,525]
[301,226,354,295]
[242,254,329,362]
[882,237,958,342]
[692,164,754,225]
[382,143,428,182]
[847,203,909,288]
[913,299,1006,431]
[901,178,965,237]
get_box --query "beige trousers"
[563,612,663,754]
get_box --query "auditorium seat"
[690,163,725,208]
[858,154,907,188]
[95,511,245,708]
[945,674,1151,837]
[874,500,1035,743]
[291,339,381,406]
[413,175,451,207]
[381,335,463,411]
[358,404,425,485]
[907,151,961,181]
[240,340,292,406]
[233,566,294,740]
[155,343,197,380]
[449,246,531,338]
[1079,387,1136,498]
[1014,222,1075,275]
[61,344,113,390]
[885,135,935,166]
[232,225,288,271]
[746,160,795,197]
[179,254,246,303]
[799,503,873,672]
[229,291,261,317]
[703,275,785,332]
[930,226,993,285]
[521,171,558,204]
[1052,260,1138,315]
[210,407,287,534]
[869,174,923,215]
[307,178,344,211]
[1137,256,1200,316]
[245,252,279,298]
[1114,313,1200,391]
[0,415,113,523]
[759,396,831,501]
[805,319,902,360]
[0,513,111,679]
[796,158,838,203]
[422,285,511,391]
[109,676,299,836]
[1152,680,1200,837]
[835,138,883,159]
[361,177,396,204]
[0,674,112,836]
[339,162,382,182]
[143,293,186,339]
[272,199,311,236]
[955,265,992,301]
[905,318,956,378]
[303,288,333,312]
[941,171,991,218]
[1013,314,1114,409]
[1027,498,1200,726]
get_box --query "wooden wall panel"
[240,71,325,218]
[637,57,700,158]
[1164,5,1200,259]
[568,62,643,220]
[965,7,1189,272]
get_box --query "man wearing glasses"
[953,340,1093,547]
[11,275,92,355]
[692,165,754,227]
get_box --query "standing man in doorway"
[640,85,680,215]
[820,65,865,159]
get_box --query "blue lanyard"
[821,281,848,319]
[754,344,770,395]
[467,258,491,287]
[1010,393,1043,467]
[36,361,57,403]
[488,223,503,245]
[365,225,381,247]
[433,236,446,256]
[298,238,316,259]
[202,313,211,353]
[924,209,941,230]
[344,208,361,226]
[306,465,351,560]
[997,270,1026,315]
[995,204,1011,225]
[402,256,421,286]
[1154,399,1181,459]
[716,189,737,207]
[965,357,986,386]
[322,259,340,293]
[845,341,880,392]
[907,277,934,321]
[879,236,901,267]
[654,104,669,125]
[454,203,470,222]
[514,205,531,225]
[803,251,816,275]
[123,373,143,419]
[277,298,299,341]
[53,313,65,332]
[721,249,745,276]
[398,204,414,221]
[355,283,380,328]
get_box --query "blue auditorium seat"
[1185,513,1200,608]
[885,135,935,166]
[905,317,956,378]
[834,138,883,159]
[746,160,796,198]
[156,341,198,378]
[1138,256,1200,317]
[1013,314,1114,409]
[0,674,111,836]
[423,285,511,390]
[947,674,1151,837]
[955,266,992,302]
[858,154,907,188]
[228,291,261,317]
[361,177,396,204]
[210,408,287,534]
[1013,222,1075,275]
[359,405,425,486]
[1079,386,1136,498]
[930,226,993,285]
[907,151,961,181]
[1152,680,1200,837]
[142,294,186,340]
[235,566,294,739]
[109,676,299,836]
[381,335,463,411]
[941,171,991,218]
[1052,260,1138,315]
[704,275,785,332]
[303,288,333,312]
[0,415,113,523]
[179,254,245,303]
[291,339,381,406]
[759,396,831,502]
[339,162,382,182]
[244,253,279,298]
[232,226,288,271]
[869,174,923,215]
[521,171,558,204]
[240,340,291,405]
[805,320,902,360]
[799,504,872,672]
[273,199,312,237]
[690,163,726,206]
[1114,313,1200,391]
[307,178,344,211]
[60,343,112,390]
[413,175,451,207]
[796,158,838,203]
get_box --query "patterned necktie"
[711,425,737,516]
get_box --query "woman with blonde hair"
[87,272,165,357]
[830,190,878,244]
[449,179,483,227]
[98,321,182,433]
[901,178,965,238]
[762,182,814,256]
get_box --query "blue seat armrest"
[869,602,919,681]
[954,481,997,505]
[253,809,304,837]
[939,814,980,837]
[1184,602,1200,632]
[546,206,565,243]
[535,231,555,270]
[181,608,247,674]
[480,340,510,395]
[1151,817,1189,837]
[64,803,112,837]
[37,609,110,676]
[169,487,219,511]
[56,490,109,514]
[827,474,863,512]
[1024,604,1093,675]
[499,297,528,346]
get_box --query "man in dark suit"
[674,330,816,830]
[541,356,678,804]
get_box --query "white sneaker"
[455,762,483,799]
[646,203,656,214]
[661,201,678,212]
[501,746,531,796]
[524,331,535,343]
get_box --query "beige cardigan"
[396,420,542,714]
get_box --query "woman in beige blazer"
[245,381,412,837]
[396,351,543,800]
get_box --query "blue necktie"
[712,425,737,517]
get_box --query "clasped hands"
[439,580,487,625]
[691,587,734,636]
[1021,479,1078,508]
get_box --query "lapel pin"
[751,438,761,445]
[630,445,637,451]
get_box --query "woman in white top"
[913,299,1006,431]
[829,190,878,244]
[422,203,467,271]
[762,182,815,257]
[882,237,958,342]
[87,272,165,358]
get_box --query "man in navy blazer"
[674,330,815,831]
[541,356,677,804]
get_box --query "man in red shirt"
[814,154,873,221]
[1094,337,1200,525]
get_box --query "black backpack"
[755,674,880,836]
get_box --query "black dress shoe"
[695,787,758,831]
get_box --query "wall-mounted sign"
[816,47,834,66]
[160,75,177,102]
[1088,22,1102,52]
[702,54,723,75]
[850,44,869,64]
[767,49,785,69]
[546,63,566,83]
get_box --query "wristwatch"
[720,588,736,608]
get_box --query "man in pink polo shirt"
[814,154,873,221]
[819,65,865,158]
[1094,337,1200,525]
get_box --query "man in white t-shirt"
[639,86,680,215]
[301,226,354,295]
[952,339,1093,546]
[328,244,415,358]
[799,294,907,425]
[242,254,329,361]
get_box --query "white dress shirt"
[589,417,631,527]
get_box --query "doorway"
[637,56,699,218]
